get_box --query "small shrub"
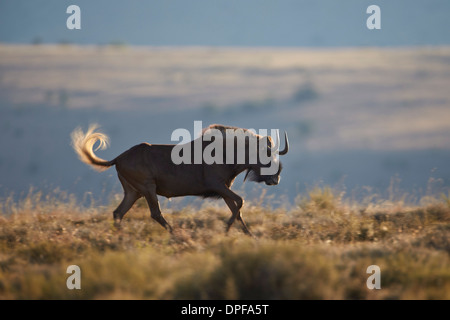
[297,187,341,214]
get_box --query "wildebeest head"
[243,131,289,186]
[201,124,289,186]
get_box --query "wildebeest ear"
[260,136,273,150]
[266,136,274,147]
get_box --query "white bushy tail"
[71,124,115,171]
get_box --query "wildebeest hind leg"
[113,174,141,227]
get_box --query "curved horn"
[278,131,289,155]
[243,169,251,182]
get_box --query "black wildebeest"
[71,124,289,235]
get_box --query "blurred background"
[1,0,450,205]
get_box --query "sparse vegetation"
[0,187,449,300]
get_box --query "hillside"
[1,45,450,204]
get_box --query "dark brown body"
[116,143,246,198]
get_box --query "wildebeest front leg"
[143,185,173,233]
[220,189,252,236]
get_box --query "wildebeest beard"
[244,161,283,183]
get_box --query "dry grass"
[0,188,449,299]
